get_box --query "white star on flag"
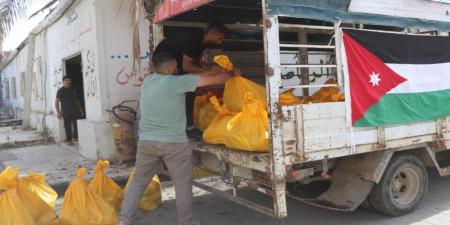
[369,72,381,87]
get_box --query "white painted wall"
[1,0,150,160]
[29,33,52,132]
[45,0,100,121]
[1,46,28,119]
[96,0,150,110]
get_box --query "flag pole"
[337,27,356,154]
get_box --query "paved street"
[2,144,450,225]
[133,171,450,225]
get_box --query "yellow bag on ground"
[199,101,219,130]
[203,96,235,145]
[214,55,267,112]
[16,180,58,225]
[89,160,124,210]
[194,92,214,129]
[58,168,117,225]
[19,172,58,209]
[124,168,161,211]
[225,92,269,152]
[0,167,36,225]
[280,89,303,105]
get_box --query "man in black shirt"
[153,22,228,74]
[55,76,84,143]
[153,23,228,139]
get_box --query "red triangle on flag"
[343,33,407,125]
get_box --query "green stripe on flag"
[355,88,450,127]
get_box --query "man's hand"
[198,70,234,87]
[57,112,63,119]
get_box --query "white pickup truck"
[151,0,450,219]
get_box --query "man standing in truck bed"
[118,53,233,225]
[152,22,228,138]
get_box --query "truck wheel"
[368,154,428,216]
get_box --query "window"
[4,79,10,99]
[20,72,25,96]
[11,77,17,99]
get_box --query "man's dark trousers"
[63,113,78,141]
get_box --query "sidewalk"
[0,143,134,189]
[0,126,46,147]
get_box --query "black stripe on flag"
[343,29,450,64]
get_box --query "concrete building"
[0,0,150,160]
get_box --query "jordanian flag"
[343,29,450,127]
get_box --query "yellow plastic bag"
[89,160,124,210]
[311,79,345,102]
[214,55,267,112]
[226,92,269,152]
[280,89,303,105]
[58,168,117,225]
[203,96,235,145]
[17,180,58,225]
[124,168,161,211]
[0,167,36,225]
[213,55,234,71]
[19,172,58,209]
[194,92,214,129]
[199,101,219,130]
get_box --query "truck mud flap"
[288,170,373,212]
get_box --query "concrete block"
[78,119,116,161]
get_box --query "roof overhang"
[154,0,215,23]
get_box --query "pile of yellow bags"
[0,167,57,225]
[203,93,269,152]
[280,80,345,105]
[0,161,162,225]
[201,56,270,152]
[198,55,345,152]
[311,78,345,102]
[58,162,161,225]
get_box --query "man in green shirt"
[118,53,233,225]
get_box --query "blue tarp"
[267,0,450,31]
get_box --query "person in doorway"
[117,53,234,225]
[55,76,84,144]
[153,22,229,139]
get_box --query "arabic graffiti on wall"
[52,64,63,88]
[84,49,98,97]
[115,65,150,87]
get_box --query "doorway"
[64,54,86,119]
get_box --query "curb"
[49,174,172,196]
[49,175,130,196]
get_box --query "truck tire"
[368,153,428,216]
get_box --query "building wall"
[0,0,150,160]
[0,46,28,119]
[97,0,150,109]
[42,0,148,159]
